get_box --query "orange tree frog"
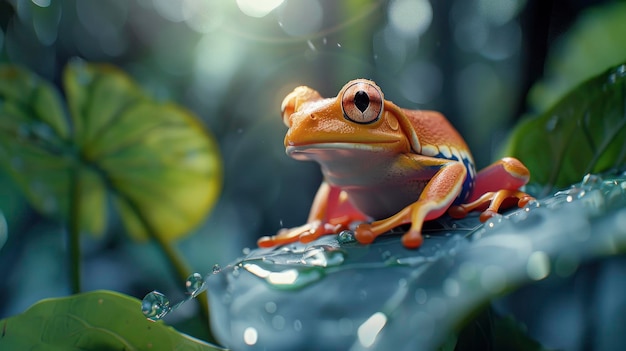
[258,79,533,249]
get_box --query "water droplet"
[414,288,427,304]
[357,312,387,348]
[293,319,303,331]
[272,315,286,330]
[185,272,205,296]
[484,214,503,229]
[337,230,356,243]
[545,115,559,131]
[265,301,277,314]
[232,265,241,277]
[142,291,171,321]
[526,251,550,280]
[606,65,625,84]
[243,327,258,345]
[581,173,602,187]
[381,250,392,261]
[242,247,251,255]
[302,246,345,267]
[358,289,368,300]
[212,264,221,274]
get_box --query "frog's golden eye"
[341,81,383,124]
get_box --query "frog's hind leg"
[448,157,534,221]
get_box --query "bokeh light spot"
[31,0,51,8]
[184,0,224,33]
[277,0,323,37]
[388,0,432,37]
[478,0,525,25]
[454,15,488,52]
[399,61,442,103]
[236,0,284,18]
[480,21,522,60]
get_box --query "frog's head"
[281,79,420,161]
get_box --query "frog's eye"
[341,81,383,124]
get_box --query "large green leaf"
[0,61,222,241]
[0,290,225,350]
[206,174,626,350]
[503,62,626,191]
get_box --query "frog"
[258,79,533,249]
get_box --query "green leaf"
[0,61,222,241]
[0,290,225,351]
[206,174,626,350]
[503,62,626,190]
[528,2,626,112]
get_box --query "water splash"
[142,269,219,321]
[240,240,346,289]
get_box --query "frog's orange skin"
[258,79,533,249]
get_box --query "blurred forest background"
[0,0,624,345]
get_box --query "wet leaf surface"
[0,61,222,241]
[206,174,626,350]
[0,290,226,351]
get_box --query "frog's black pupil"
[354,90,369,113]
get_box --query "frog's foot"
[448,189,534,222]
[257,221,344,248]
[354,161,470,249]
[354,199,450,249]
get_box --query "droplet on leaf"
[141,291,171,321]
[185,272,205,296]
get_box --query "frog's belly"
[342,180,428,220]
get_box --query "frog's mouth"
[286,142,398,160]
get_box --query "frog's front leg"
[257,181,367,248]
[355,157,467,249]
[448,157,533,221]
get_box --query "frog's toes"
[479,209,499,222]
[447,205,469,219]
[298,228,322,243]
[518,195,534,207]
[401,230,424,249]
[257,235,279,248]
[354,223,376,244]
